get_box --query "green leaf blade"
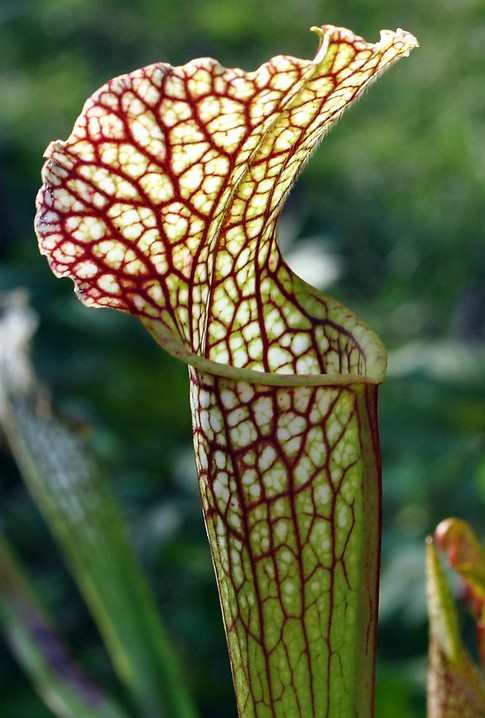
[0,293,198,718]
[5,395,197,718]
[0,537,131,718]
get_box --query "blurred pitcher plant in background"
[427,518,485,717]
[1,23,421,718]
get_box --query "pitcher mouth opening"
[143,319,386,388]
[141,285,387,387]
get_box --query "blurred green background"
[1,0,484,715]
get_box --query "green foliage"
[0,293,198,718]
[1,1,484,716]
[0,537,131,718]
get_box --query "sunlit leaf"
[36,25,416,381]
[35,25,417,717]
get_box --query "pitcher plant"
[35,24,417,717]
[427,519,485,717]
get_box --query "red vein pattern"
[36,25,415,379]
[34,24,418,718]
[191,370,381,716]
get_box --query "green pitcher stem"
[190,367,381,717]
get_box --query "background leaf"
[0,293,198,718]
[0,536,131,718]
[426,535,485,717]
